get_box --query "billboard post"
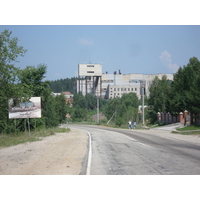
[27,117,31,136]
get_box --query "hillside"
[49,77,77,93]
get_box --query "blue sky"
[1,25,200,80]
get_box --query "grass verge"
[172,131,200,135]
[172,125,200,135]
[176,125,200,131]
[0,127,70,148]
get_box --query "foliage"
[67,92,107,122]
[0,29,68,134]
[148,75,172,123]
[49,77,77,93]
[0,127,69,148]
[148,57,200,124]
[176,125,200,131]
[148,75,171,114]
[0,30,27,133]
[103,93,140,126]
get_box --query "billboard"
[8,97,41,119]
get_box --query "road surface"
[71,125,200,175]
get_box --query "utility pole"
[97,97,99,125]
[142,83,145,127]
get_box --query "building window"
[135,88,137,91]
[118,88,119,91]
[114,88,116,91]
[131,88,134,91]
[124,88,126,91]
[128,88,130,91]
[121,88,123,91]
[87,65,94,67]
[87,71,94,73]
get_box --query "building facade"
[75,64,174,99]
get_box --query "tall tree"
[0,30,26,133]
[171,57,200,123]
[148,75,171,113]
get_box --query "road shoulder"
[132,128,200,144]
[0,128,88,175]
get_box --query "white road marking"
[137,142,150,147]
[86,131,92,175]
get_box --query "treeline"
[148,57,200,124]
[103,92,146,126]
[66,93,107,122]
[49,78,76,93]
[0,30,68,134]
[65,92,145,126]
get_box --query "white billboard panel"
[8,97,41,119]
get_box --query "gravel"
[0,128,88,175]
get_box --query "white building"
[75,64,173,99]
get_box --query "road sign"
[66,113,70,118]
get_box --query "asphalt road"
[71,125,200,175]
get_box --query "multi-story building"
[75,64,173,99]
[76,63,102,97]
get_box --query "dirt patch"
[0,128,88,175]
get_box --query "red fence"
[157,110,191,125]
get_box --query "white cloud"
[55,73,61,77]
[78,38,93,46]
[159,51,179,73]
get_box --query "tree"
[170,57,200,123]
[85,93,97,110]
[54,94,68,124]
[103,93,139,126]
[18,65,68,128]
[73,92,86,109]
[148,75,172,123]
[49,77,77,93]
[0,30,27,133]
[148,57,200,124]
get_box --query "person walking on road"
[128,121,132,129]
[133,121,137,129]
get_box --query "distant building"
[76,64,102,97]
[75,63,174,99]
[62,91,74,105]
[51,91,74,105]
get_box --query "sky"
[1,25,200,81]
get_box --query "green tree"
[18,64,49,97]
[85,93,97,110]
[19,65,69,128]
[73,92,86,109]
[170,57,200,123]
[54,94,68,124]
[148,75,172,123]
[0,30,27,133]
[49,77,77,93]
[104,93,139,126]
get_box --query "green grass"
[172,125,200,135]
[177,125,200,131]
[172,131,200,135]
[0,127,70,148]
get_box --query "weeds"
[0,127,69,148]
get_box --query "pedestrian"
[133,121,137,129]
[128,121,132,129]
